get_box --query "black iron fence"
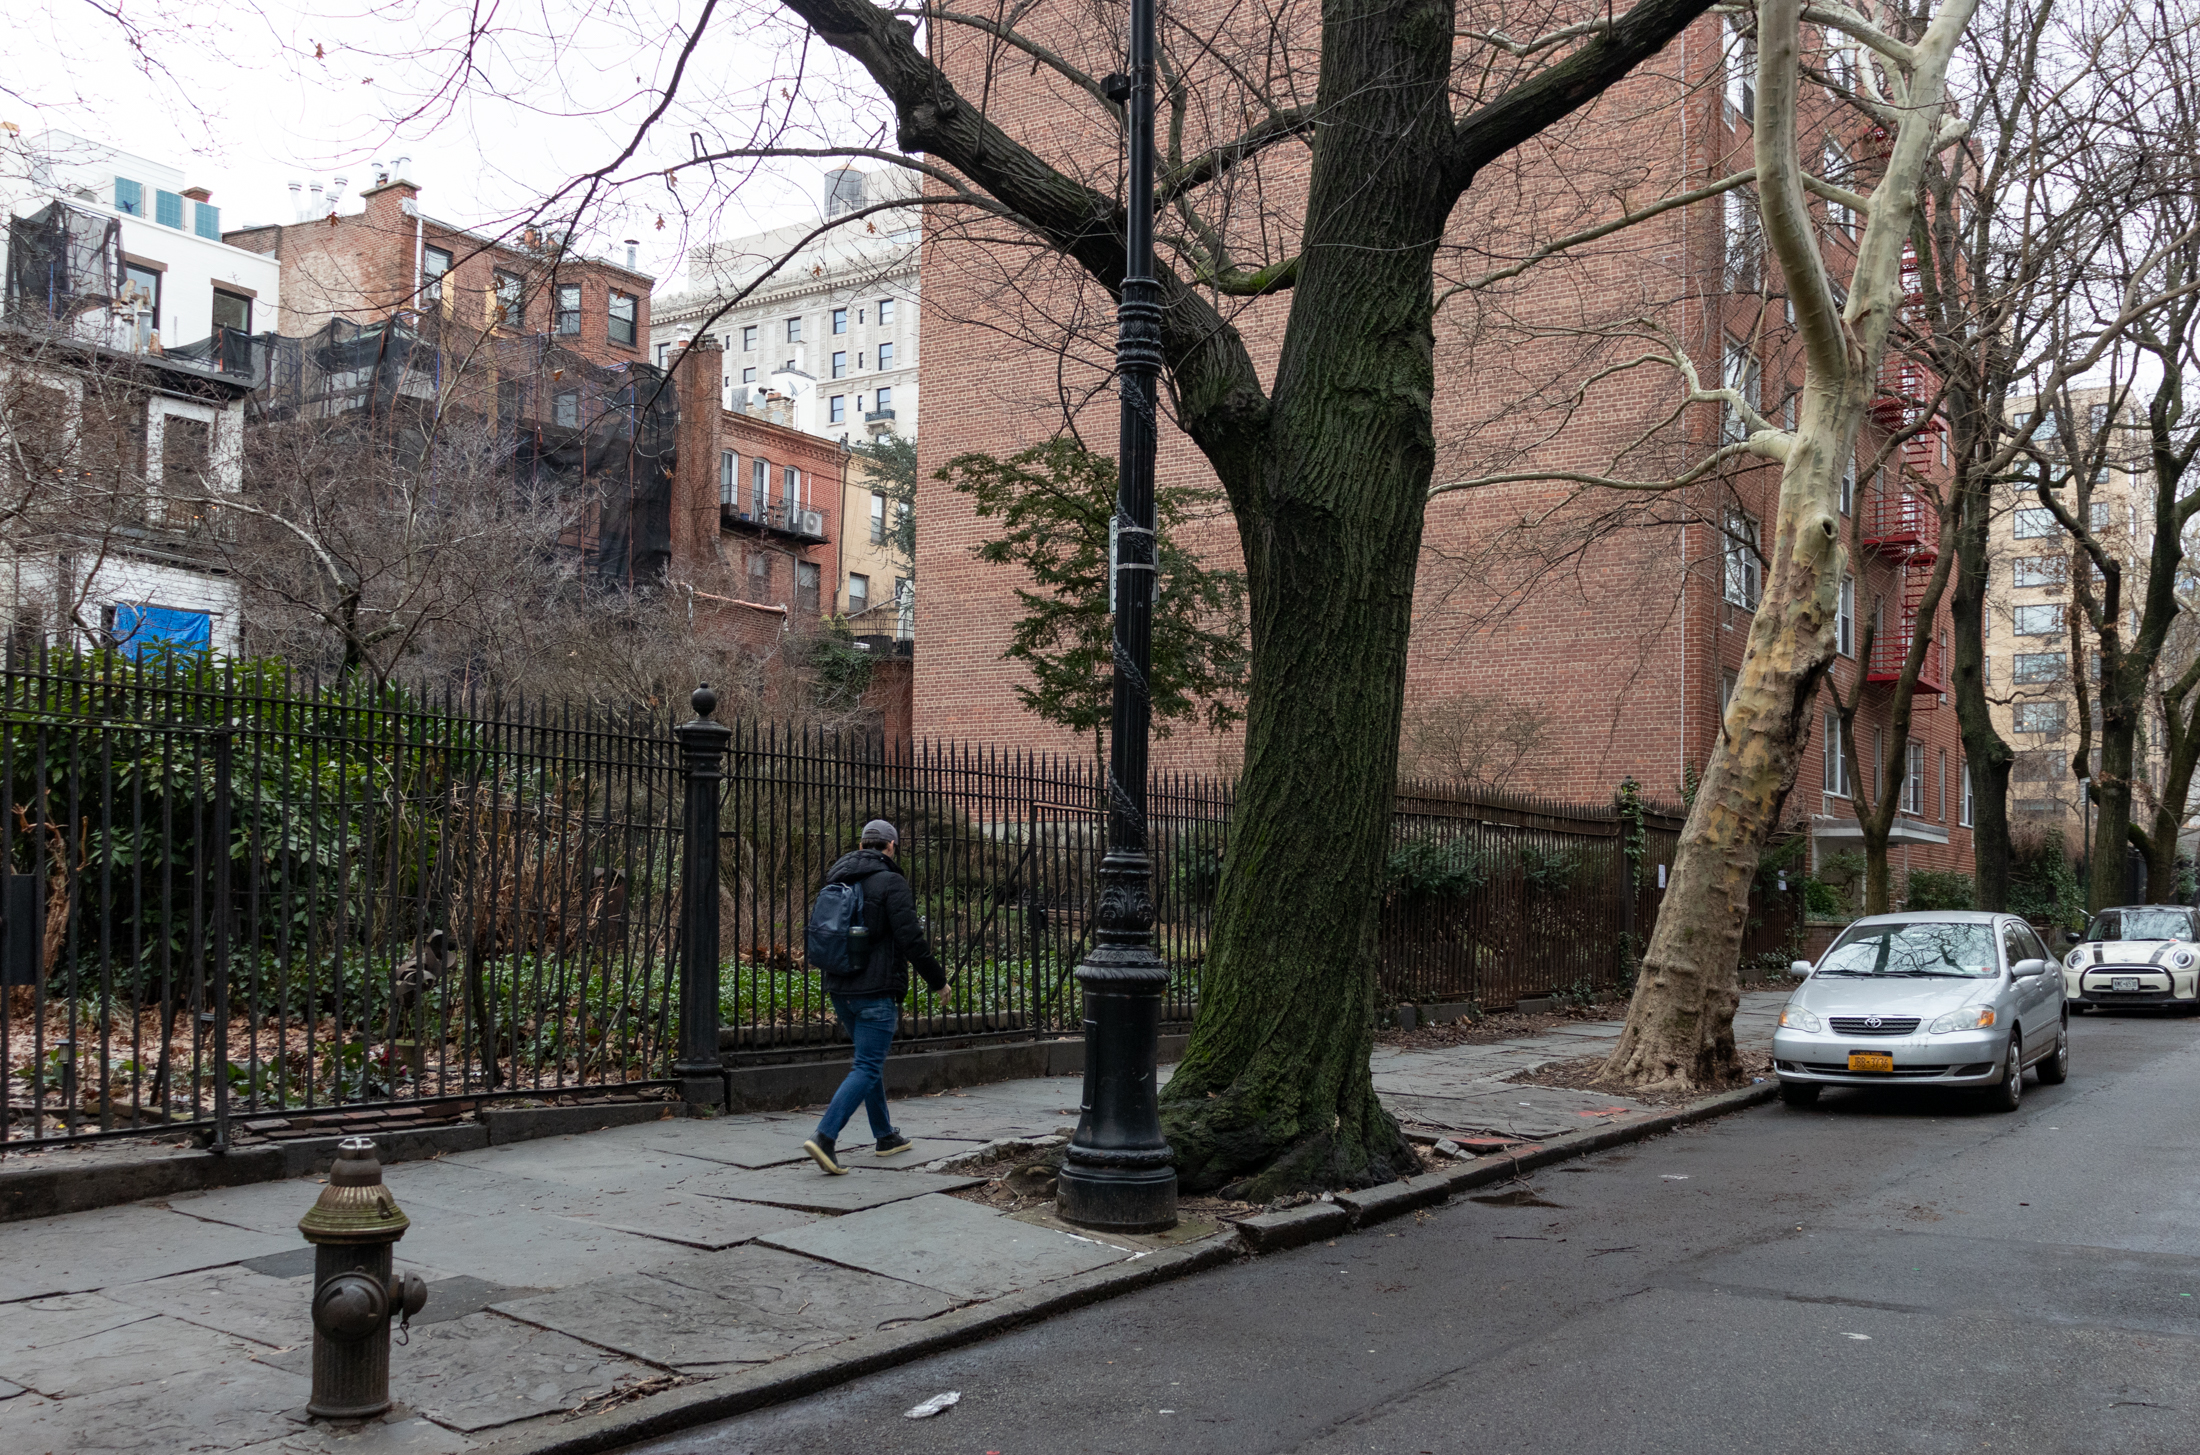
[6,650,1703,1150]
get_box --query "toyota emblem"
[1865,1015,1884,1028]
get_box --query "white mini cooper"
[2063,904,2200,1010]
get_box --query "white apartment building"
[650,168,920,443]
[2,131,278,656]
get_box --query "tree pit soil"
[1502,1050,1775,1106]
[1378,1000,1633,1049]
[944,1140,1439,1223]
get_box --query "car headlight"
[1929,1006,1998,1033]
[1779,1005,1822,1033]
[2066,949,2086,969]
[2174,950,2196,969]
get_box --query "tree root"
[1159,1078,1415,1202]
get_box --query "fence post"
[210,729,233,1152]
[673,686,732,1110]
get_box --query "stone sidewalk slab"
[494,1245,956,1370]
[385,1163,821,1251]
[676,1164,984,1214]
[756,1192,1129,1301]
[0,1204,292,1302]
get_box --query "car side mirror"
[2012,957,2049,978]
[1789,959,1814,978]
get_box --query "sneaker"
[804,1137,848,1175]
[873,1132,914,1157]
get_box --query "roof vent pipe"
[328,176,349,210]
[393,155,411,181]
[309,181,324,216]
[288,181,304,222]
[624,238,639,270]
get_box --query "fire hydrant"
[298,1137,429,1419]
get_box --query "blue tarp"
[112,603,213,655]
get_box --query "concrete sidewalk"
[0,993,1785,1454]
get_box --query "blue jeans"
[816,994,900,1143]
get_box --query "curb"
[471,1237,1241,1455]
[469,1078,1777,1453]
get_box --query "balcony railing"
[720,496,828,542]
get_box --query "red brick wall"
[224,182,651,370]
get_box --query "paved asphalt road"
[624,1010,2200,1454]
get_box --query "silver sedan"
[1772,912,2070,1111]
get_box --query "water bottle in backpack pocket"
[805,879,871,974]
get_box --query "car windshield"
[1819,922,1998,978]
[2085,908,2196,942]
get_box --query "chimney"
[624,238,639,271]
[370,159,389,186]
[181,186,212,203]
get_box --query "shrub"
[2008,826,2083,930]
[1386,835,1488,898]
[1519,842,1580,894]
[1804,878,1845,919]
[1904,869,1976,911]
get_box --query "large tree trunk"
[2090,710,2139,910]
[1157,0,1448,1199]
[1948,463,2013,907]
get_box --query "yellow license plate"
[1848,1052,1895,1073]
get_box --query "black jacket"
[820,848,946,999]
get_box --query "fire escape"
[1860,243,1946,703]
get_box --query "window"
[2088,402,2110,436]
[832,307,848,334]
[720,451,738,507]
[1938,749,1947,821]
[786,317,803,343]
[155,190,184,229]
[423,245,452,303]
[750,458,769,514]
[1720,669,1740,723]
[1839,455,1856,516]
[192,201,220,240]
[2012,749,2065,782]
[1823,141,1854,234]
[210,288,251,335]
[1961,761,1974,825]
[1723,185,1761,291]
[796,561,821,615]
[121,263,160,348]
[742,367,757,384]
[831,351,847,378]
[2014,507,2058,539]
[874,386,893,413]
[2014,603,2066,636]
[2015,700,2067,734]
[877,340,895,369]
[113,177,144,215]
[554,283,581,334]
[2090,501,2111,532]
[1836,576,1856,657]
[829,395,846,424]
[870,493,887,544]
[749,553,772,593]
[1721,337,1759,443]
[553,390,580,427]
[494,271,524,328]
[1724,17,1757,122]
[2013,555,2066,588]
[2013,652,2066,684]
[608,290,638,347]
[1823,710,1854,797]
[742,325,758,351]
[848,573,870,615]
[161,415,210,498]
[878,298,895,325]
[1904,742,1926,814]
[657,343,671,367]
[782,465,801,506]
[1722,509,1761,609]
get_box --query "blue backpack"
[805,876,875,974]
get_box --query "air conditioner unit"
[800,510,825,537]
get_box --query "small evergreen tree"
[940,437,1249,761]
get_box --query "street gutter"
[471,1079,1779,1454]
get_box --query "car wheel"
[2035,1019,2070,1084]
[1779,1081,1820,1107]
[1985,1031,2024,1111]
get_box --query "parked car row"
[1771,902,2200,1111]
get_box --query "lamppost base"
[676,1066,726,1110]
[1056,1164,1178,1234]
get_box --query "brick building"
[224,166,652,373]
[909,17,1974,889]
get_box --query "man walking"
[804,820,949,1174]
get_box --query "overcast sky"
[16,0,896,285]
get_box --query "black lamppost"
[674,685,732,1109]
[1057,0,1178,1234]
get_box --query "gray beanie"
[860,819,899,848]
